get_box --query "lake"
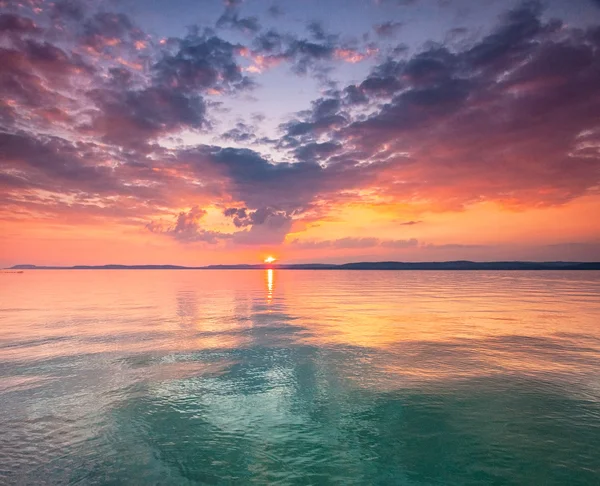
[1,270,600,485]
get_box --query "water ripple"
[0,270,599,484]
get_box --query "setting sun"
[264,256,277,264]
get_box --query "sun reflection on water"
[266,268,274,303]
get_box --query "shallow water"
[1,270,600,485]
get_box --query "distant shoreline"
[7,262,600,271]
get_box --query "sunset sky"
[1,0,599,266]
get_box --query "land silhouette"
[10,262,600,271]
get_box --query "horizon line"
[6,261,600,271]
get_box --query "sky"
[1,0,599,266]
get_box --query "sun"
[264,256,277,264]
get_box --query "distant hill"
[9,261,600,270]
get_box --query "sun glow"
[264,256,276,264]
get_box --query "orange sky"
[2,195,599,267]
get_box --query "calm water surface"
[1,270,600,485]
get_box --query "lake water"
[1,270,600,485]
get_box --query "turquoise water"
[1,270,600,485]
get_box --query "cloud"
[0,13,39,35]
[51,0,86,21]
[357,58,405,96]
[342,85,369,105]
[152,31,252,93]
[0,36,94,123]
[198,146,324,210]
[2,0,600,256]
[267,5,283,17]
[223,206,286,227]
[232,210,293,245]
[146,206,292,246]
[464,0,543,71]
[290,237,418,249]
[250,29,360,77]
[221,122,256,142]
[332,1,600,209]
[81,12,145,53]
[375,0,418,5]
[216,3,261,34]
[281,97,347,140]
[294,142,341,162]
[334,47,378,64]
[147,206,232,244]
[305,21,340,44]
[374,21,403,38]
[423,243,488,250]
[380,238,419,248]
[0,131,115,190]
[83,27,254,148]
[87,86,207,147]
